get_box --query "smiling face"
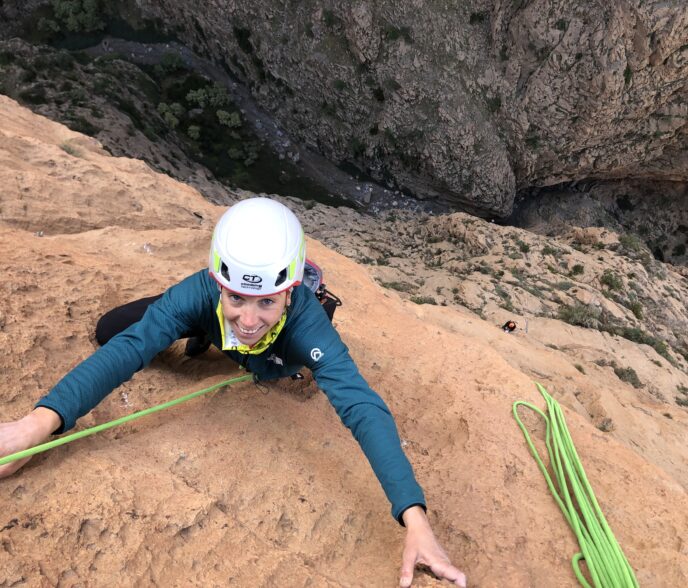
[220,287,291,345]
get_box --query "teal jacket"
[36,270,425,522]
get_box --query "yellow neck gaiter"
[216,299,287,355]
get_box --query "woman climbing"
[0,197,466,587]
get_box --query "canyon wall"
[130,0,688,216]
[1,0,686,217]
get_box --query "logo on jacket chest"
[267,353,284,366]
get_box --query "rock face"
[0,37,237,207]
[510,179,688,266]
[122,0,688,217]
[2,95,688,587]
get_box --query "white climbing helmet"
[209,197,306,296]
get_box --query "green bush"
[380,281,417,293]
[628,300,643,320]
[494,285,514,311]
[613,366,642,388]
[186,83,231,109]
[157,102,184,128]
[411,296,437,305]
[569,264,584,276]
[558,303,601,329]
[554,281,574,291]
[38,17,61,34]
[542,244,560,257]
[623,65,632,85]
[216,109,242,128]
[51,0,106,33]
[600,269,622,290]
[514,239,529,253]
[618,233,645,253]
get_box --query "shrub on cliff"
[600,269,622,290]
[186,83,231,109]
[613,365,643,388]
[50,0,106,33]
[558,303,601,329]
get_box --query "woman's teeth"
[238,326,260,335]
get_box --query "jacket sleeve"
[35,270,215,432]
[284,293,426,523]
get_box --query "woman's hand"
[0,408,61,478]
[400,505,467,587]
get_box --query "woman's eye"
[260,298,275,306]
[229,295,243,303]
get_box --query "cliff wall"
[127,0,688,216]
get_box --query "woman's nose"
[239,305,259,328]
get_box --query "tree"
[51,0,106,33]
[216,109,242,128]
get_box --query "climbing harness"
[512,383,638,588]
[0,374,253,467]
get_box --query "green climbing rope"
[0,373,254,467]
[512,383,638,588]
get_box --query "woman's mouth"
[237,325,262,336]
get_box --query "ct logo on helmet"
[240,274,263,290]
[310,348,323,362]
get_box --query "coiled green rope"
[512,383,638,588]
[0,373,254,467]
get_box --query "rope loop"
[513,383,638,588]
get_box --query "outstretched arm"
[400,506,467,587]
[1,270,217,478]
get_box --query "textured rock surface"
[2,96,688,587]
[118,0,688,217]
